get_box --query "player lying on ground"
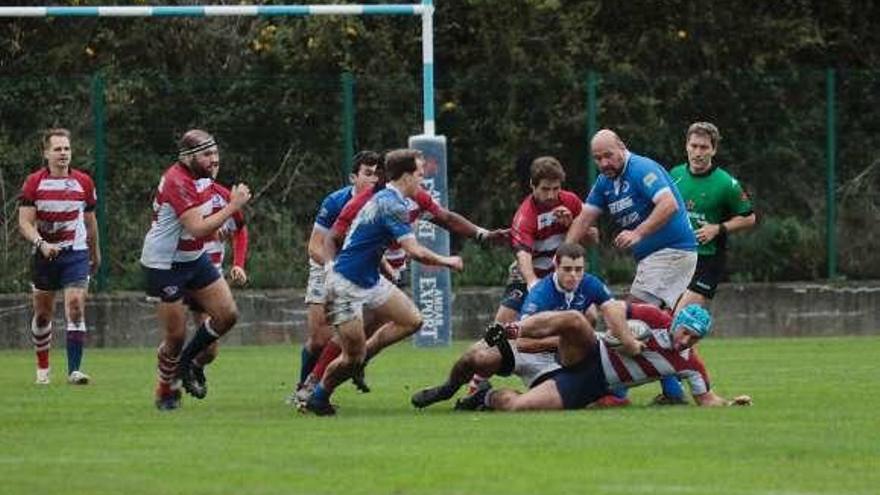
[457,303,751,411]
[411,242,640,410]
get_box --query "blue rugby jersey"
[520,272,614,318]
[313,185,354,232]
[585,152,696,260]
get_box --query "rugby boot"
[178,361,207,399]
[411,383,456,409]
[453,380,492,411]
[484,321,520,347]
[303,394,336,416]
[67,370,90,385]
[351,364,371,393]
[155,388,182,411]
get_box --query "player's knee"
[33,314,52,329]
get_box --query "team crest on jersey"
[686,199,695,211]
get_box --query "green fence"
[1,69,878,292]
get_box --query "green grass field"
[2,337,878,495]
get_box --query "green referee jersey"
[670,163,753,256]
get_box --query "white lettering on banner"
[423,178,441,203]
[418,219,437,241]
[609,197,634,215]
[418,276,443,339]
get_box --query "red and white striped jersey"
[332,186,443,271]
[600,303,712,395]
[200,180,246,271]
[140,163,213,269]
[510,190,583,278]
[20,167,96,251]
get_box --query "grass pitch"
[1,337,878,495]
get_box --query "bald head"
[591,129,627,178]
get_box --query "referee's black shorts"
[688,254,725,299]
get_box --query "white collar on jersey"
[386,183,406,201]
[552,273,576,307]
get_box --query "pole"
[91,73,109,291]
[586,70,599,274]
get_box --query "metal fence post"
[91,73,109,291]
[586,70,599,274]
[341,71,355,178]
[825,68,837,279]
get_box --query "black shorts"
[499,281,527,312]
[143,253,221,303]
[550,342,610,409]
[688,254,725,299]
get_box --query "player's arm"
[18,205,61,259]
[599,299,643,356]
[431,207,508,245]
[179,184,251,239]
[693,390,752,407]
[398,237,463,271]
[307,227,328,265]
[229,225,249,286]
[614,190,678,249]
[565,206,602,245]
[515,249,540,289]
[83,210,101,274]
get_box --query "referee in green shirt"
[671,122,756,311]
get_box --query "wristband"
[718,223,728,236]
[475,228,489,242]
[33,237,44,249]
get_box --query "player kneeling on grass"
[302,149,463,416]
[411,242,641,410]
[457,303,751,411]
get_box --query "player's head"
[384,148,424,197]
[178,129,219,179]
[554,242,586,291]
[671,304,713,351]
[529,156,565,206]
[42,128,71,170]
[591,129,627,178]
[685,122,720,174]
[350,150,382,193]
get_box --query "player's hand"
[40,242,61,260]
[480,228,510,247]
[585,226,600,245]
[230,184,252,208]
[229,266,248,286]
[445,256,464,272]
[89,251,101,275]
[728,394,752,406]
[552,206,573,227]
[613,230,642,249]
[620,340,645,357]
[695,224,721,244]
[216,227,231,241]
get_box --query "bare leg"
[517,310,596,366]
[488,379,564,411]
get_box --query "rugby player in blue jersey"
[411,242,642,409]
[303,149,463,415]
[567,129,698,404]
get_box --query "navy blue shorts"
[32,249,90,291]
[550,342,610,409]
[143,254,221,303]
[499,281,527,311]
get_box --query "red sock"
[309,341,342,381]
[36,350,49,369]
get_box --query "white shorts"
[630,248,697,309]
[304,259,327,304]
[512,349,561,388]
[325,269,394,326]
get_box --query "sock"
[312,383,330,403]
[179,321,219,368]
[66,322,87,374]
[660,375,685,399]
[612,385,629,399]
[31,318,52,370]
[309,341,342,381]
[156,342,180,396]
[300,347,320,385]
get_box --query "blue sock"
[612,385,629,399]
[660,375,684,399]
[66,331,85,374]
[300,347,318,384]
[312,383,329,402]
